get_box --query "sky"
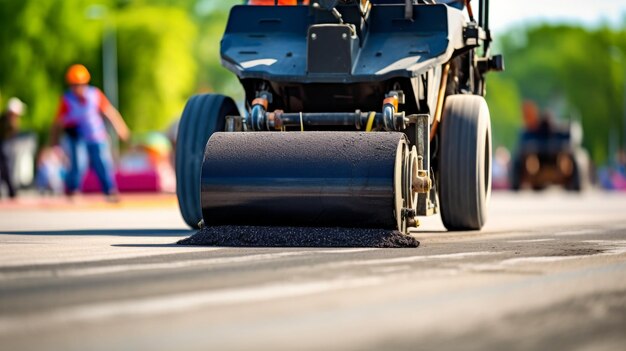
[489,0,626,33]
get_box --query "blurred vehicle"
[510,106,590,191]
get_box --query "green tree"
[115,5,198,132]
[485,74,522,150]
[0,0,105,137]
[489,23,626,164]
[0,0,201,138]
[190,0,244,99]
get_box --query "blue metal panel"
[353,4,449,77]
[220,4,453,83]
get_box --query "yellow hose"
[365,111,376,132]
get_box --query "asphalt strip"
[177,226,420,248]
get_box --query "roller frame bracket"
[415,113,435,217]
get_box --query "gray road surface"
[0,191,625,351]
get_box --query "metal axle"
[229,109,407,132]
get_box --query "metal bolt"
[311,33,317,40]
[342,33,348,40]
[401,208,416,219]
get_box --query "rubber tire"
[176,94,239,228]
[439,95,492,231]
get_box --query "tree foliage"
[0,0,104,133]
[0,0,198,140]
[115,5,197,132]
[487,23,626,163]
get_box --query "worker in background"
[50,64,130,201]
[0,97,25,199]
[522,100,540,132]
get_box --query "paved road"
[0,191,625,351]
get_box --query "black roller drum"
[200,132,407,229]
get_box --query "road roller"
[176,0,503,234]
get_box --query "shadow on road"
[0,229,193,237]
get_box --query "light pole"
[618,48,625,159]
[616,49,626,164]
[608,46,626,165]
[86,5,119,108]
[86,5,120,157]
[102,20,119,109]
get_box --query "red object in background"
[81,132,177,194]
[81,170,160,193]
[610,171,626,190]
[491,176,510,191]
[81,162,176,193]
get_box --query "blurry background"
[0,0,241,138]
[0,0,625,189]
[488,1,626,166]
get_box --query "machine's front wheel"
[176,94,239,228]
[439,95,492,231]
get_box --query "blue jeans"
[86,142,117,195]
[64,136,85,194]
[65,138,116,195]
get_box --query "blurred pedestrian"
[35,146,67,195]
[50,64,130,201]
[0,97,25,199]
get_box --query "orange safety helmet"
[66,64,91,85]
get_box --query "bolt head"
[401,208,416,218]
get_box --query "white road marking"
[461,256,582,271]
[0,248,376,281]
[0,243,224,268]
[499,256,579,265]
[507,239,555,243]
[370,265,412,274]
[0,275,386,335]
[463,241,626,271]
[582,240,626,245]
[322,251,500,269]
[583,240,626,255]
[555,229,601,236]
[313,248,377,254]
